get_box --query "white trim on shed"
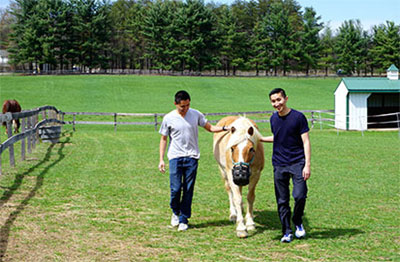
[334,80,348,130]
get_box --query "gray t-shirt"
[159,108,207,160]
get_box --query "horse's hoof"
[229,214,237,222]
[246,224,256,231]
[236,230,248,238]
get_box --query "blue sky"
[1,0,399,32]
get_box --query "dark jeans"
[274,162,308,235]
[169,157,198,224]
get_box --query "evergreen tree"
[142,0,176,71]
[252,20,272,76]
[231,0,257,34]
[173,0,216,72]
[8,0,41,71]
[299,7,323,76]
[359,30,372,76]
[319,26,336,76]
[71,0,112,72]
[261,1,300,76]
[36,0,73,70]
[0,7,15,49]
[110,0,146,70]
[216,5,249,75]
[335,19,364,75]
[370,21,400,74]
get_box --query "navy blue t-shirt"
[270,109,309,166]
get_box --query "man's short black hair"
[175,90,191,103]
[269,88,287,98]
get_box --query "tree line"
[0,0,399,76]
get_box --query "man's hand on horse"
[224,125,233,132]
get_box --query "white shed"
[334,64,400,130]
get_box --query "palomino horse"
[2,99,22,134]
[213,116,264,238]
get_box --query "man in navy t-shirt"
[261,88,311,243]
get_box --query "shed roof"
[387,64,398,71]
[341,78,400,93]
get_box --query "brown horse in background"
[213,116,265,238]
[2,99,22,134]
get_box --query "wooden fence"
[63,110,335,131]
[0,107,334,174]
[0,105,64,175]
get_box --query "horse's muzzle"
[232,163,251,186]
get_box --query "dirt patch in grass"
[4,227,171,261]
[0,186,174,261]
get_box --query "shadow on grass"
[0,132,71,261]
[306,228,364,239]
[254,210,364,240]
[191,219,234,229]
[254,209,282,231]
[190,210,280,234]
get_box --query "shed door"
[367,93,400,128]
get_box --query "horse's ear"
[231,126,236,134]
[248,126,254,136]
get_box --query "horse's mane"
[227,116,262,150]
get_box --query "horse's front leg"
[226,181,237,222]
[219,167,237,221]
[231,184,247,238]
[245,171,260,231]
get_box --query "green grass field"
[0,75,399,261]
[1,75,337,112]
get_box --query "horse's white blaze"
[236,140,247,163]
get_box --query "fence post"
[155,114,158,131]
[6,120,15,167]
[319,112,322,130]
[36,113,39,144]
[114,113,117,132]
[21,118,26,161]
[27,116,32,154]
[311,112,314,129]
[73,114,76,132]
[31,115,36,150]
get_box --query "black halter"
[231,154,255,186]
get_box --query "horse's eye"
[250,148,255,153]
[231,147,234,152]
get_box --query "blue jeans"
[169,157,198,224]
[274,162,308,235]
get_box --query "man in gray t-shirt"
[158,90,228,232]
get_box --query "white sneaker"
[178,223,188,231]
[295,224,306,239]
[171,213,179,227]
[280,233,293,243]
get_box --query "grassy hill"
[1,75,339,113]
